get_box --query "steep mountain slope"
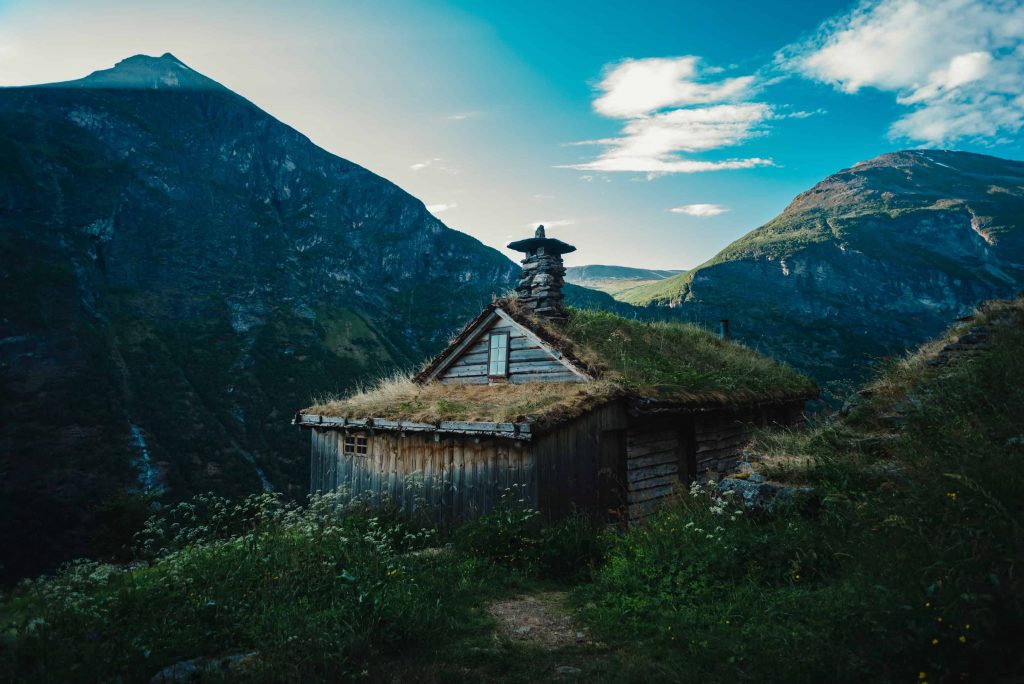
[622,150,1024,387]
[565,264,684,296]
[0,53,533,578]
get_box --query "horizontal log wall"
[310,428,536,522]
[625,423,685,523]
[438,317,580,385]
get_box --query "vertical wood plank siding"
[309,428,536,521]
[532,402,629,520]
[437,318,581,385]
[307,398,805,524]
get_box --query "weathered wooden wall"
[532,402,629,520]
[309,428,536,521]
[625,399,808,522]
[437,314,581,385]
[625,418,690,523]
[307,398,806,525]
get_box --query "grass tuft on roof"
[546,306,817,402]
[306,301,816,425]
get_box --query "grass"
[307,302,815,424]
[575,295,1024,682]
[4,298,1022,683]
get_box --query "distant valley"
[564,264,685,296]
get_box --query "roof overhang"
[294,413,534,441]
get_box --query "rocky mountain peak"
[49,52,225,91]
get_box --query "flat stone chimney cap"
[507,225,576,255]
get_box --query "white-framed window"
[488,331,509,378]
[344,433,368,456]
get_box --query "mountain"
[621,150,1024,389]
[564,264,684,296]
[1,53,605,579]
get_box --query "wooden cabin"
[296,226,816,523]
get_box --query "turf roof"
[304,299,817,426]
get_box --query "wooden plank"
[440,364,488,378]
[627,483,676,504]
[509,348,557,363]
[626,439,679,458]
[510,338,541,351]
[508,360,574,374]
[451,351,489,366]
[439,375,490,385]
[509,371,581,384]
[628,462,679,483]
[628,472,678,492]
[627,451,679,470]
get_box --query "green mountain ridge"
[565,264,685,296]
[621,150,1024,388]
[0,53,618,581]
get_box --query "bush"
[453,487,603,580]
[1,492,482,682]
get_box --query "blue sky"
[2,0,1023,268]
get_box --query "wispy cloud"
[532,193,555,201]
[409,157,458,174]
[670,203,730,217]
[562,56,776,176]
[447,111,478,121]
[593,56,756,118]
[426,202,458,214]
[781,0,1024,145]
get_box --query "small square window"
[488,332,509,377]
[344,434,368,455]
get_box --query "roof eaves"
[294,413,535,441]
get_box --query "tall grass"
[1,493,495,682]
[578,298,1024,682]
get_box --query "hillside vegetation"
[3,297,1020,682]
[565,265,684,296]
[619,150,1024,394]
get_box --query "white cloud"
[593,56,755,118]
[426,202,457,213]
[564,56,778,176]
[670,203,730,217]
[447,111,477,120]
[409,157,458,174]
[532,194,555,201]
[784,0,1024,144]
[561,103,776,175]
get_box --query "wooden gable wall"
[436,311,584,385]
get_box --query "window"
[344,433,368,456]
[488,331,509,377]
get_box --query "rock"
[554,665,582,676]
[149,651,259,683]
[719,478,816,510]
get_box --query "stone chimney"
[507,225,576,319]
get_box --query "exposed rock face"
[622,150,1024,389]
[0,53,527,579]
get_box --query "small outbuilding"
[296,227,816,523]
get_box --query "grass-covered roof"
[304,299,816,427]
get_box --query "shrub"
[1,493,474,683]
[453,487,602,580]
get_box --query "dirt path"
[486,591,590,650]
